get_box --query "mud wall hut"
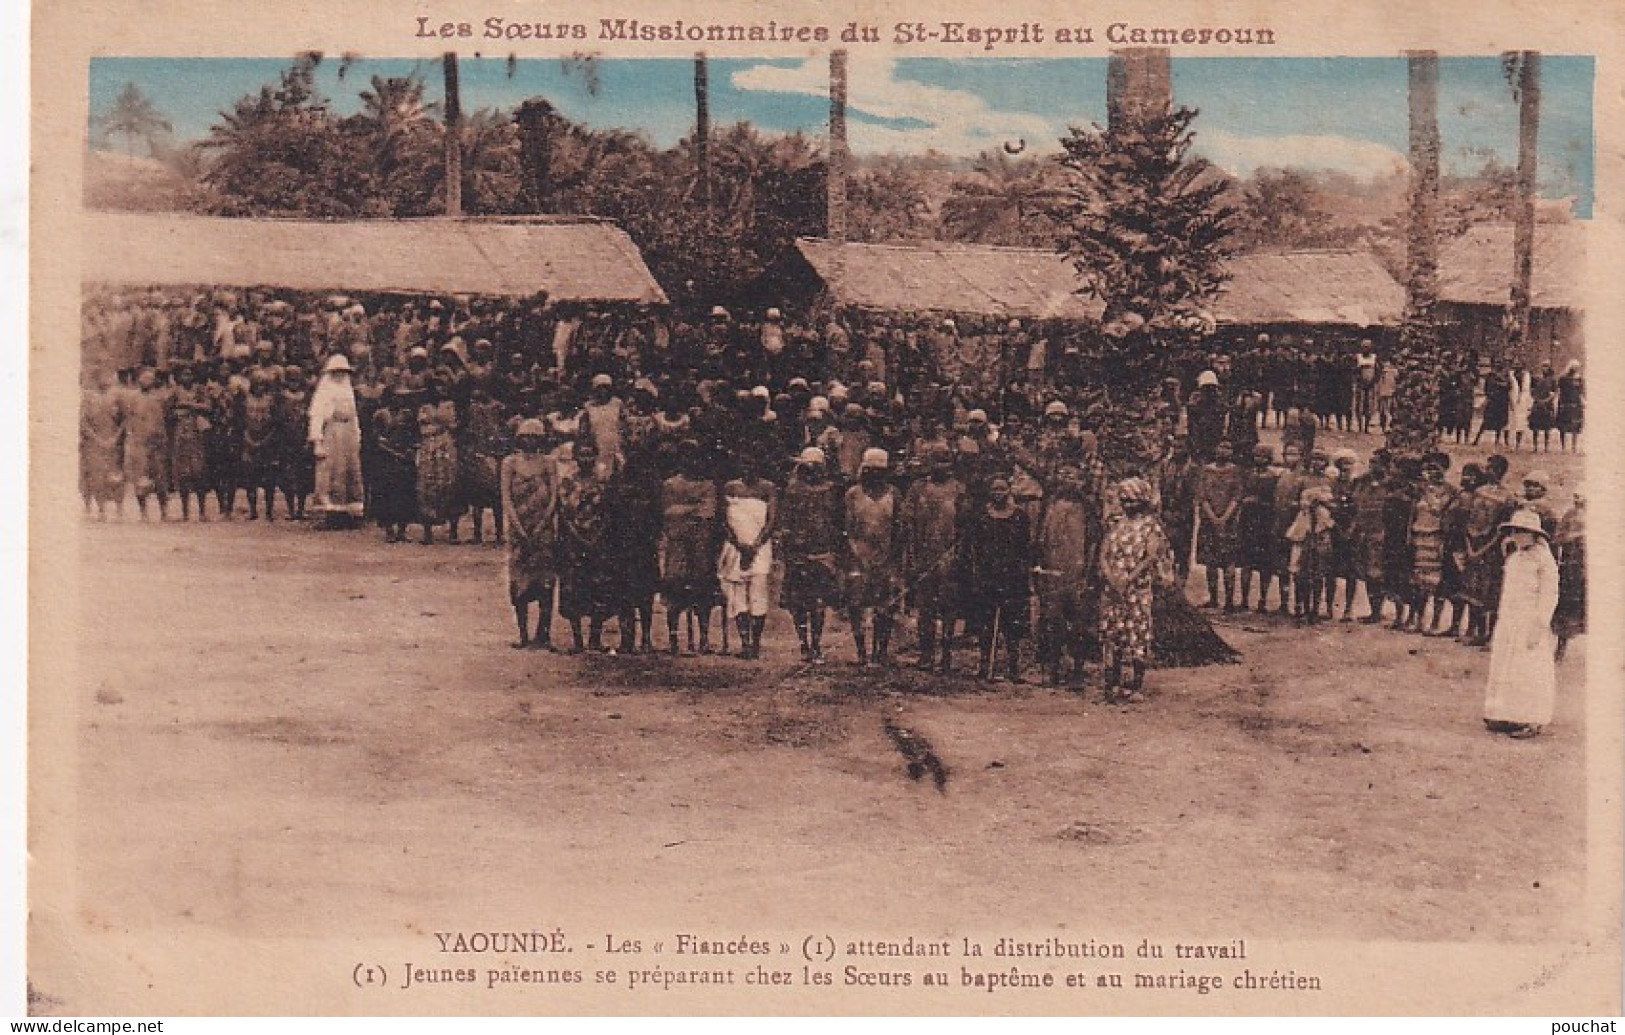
[1437,222,1586,369]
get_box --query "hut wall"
[1437,301,1583,368]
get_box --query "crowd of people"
[79,287,1588,712]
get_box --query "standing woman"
[843,449,903,668]
[278,365,314,520]
[501,420,560,649]
[414,384,463,544]
[718,454,779,660]
[1507,363,1533,452]
[1483,509,1560,738]
[1097,477,1178,703]
[1476,365,1510,447]
[1556,360,1584,453]
[371,387,421,543]
[1552,493,1586,662]
[81,367,126,520]
[1528,363,1558,453]
[307,353,365,526]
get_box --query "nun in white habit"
[307,352,365,522]
[1484,508,1561,737]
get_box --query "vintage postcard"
[26,0,1625,1016]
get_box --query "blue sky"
[89,54,1594,215]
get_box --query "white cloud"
[1196,131,1407,180]
[729,57,1064,157]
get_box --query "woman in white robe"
[1484,508,1560,737]
[307,353,365,522]
[1508,366,1533,448]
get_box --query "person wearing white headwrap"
[1098,477,1177,702]
[718,453,779,659]
[778,447,843,663]
[307,353,365,523]
[844,448,901,667]
[502,419,560,649]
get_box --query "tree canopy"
[93,83,173,157]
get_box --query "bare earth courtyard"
[51,495,1586,976]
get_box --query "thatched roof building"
[83,212,669,305]
[1212,250,1404,331]
[1437,222,1586,367]
[790,238,1102,321]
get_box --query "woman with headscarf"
[718,453,779,660]
[1528,363,1558,453]
[414,383,463,544]
[1407,451,1456,633]
[966,472,1032,683]
[844,448,903,668]
[1483,509,1560,738]
[306,353,365,525]
[1098,477,1177,703]
[501,420,559,649]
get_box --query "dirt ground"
[39,435,1596,1011]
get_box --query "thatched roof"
[1213,250,1404,328]
[794,238,1102,320]
[1438,222,1586,310]
[83,212,668,304]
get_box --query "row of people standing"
[1161,440,1585,654]
[1175,348,1586,463]
[500,409,1171,699]
[80,349,319,522]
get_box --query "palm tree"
[457,108,523,213]
[1386,50,1443,457]
[827,49,848,241]
[94,83,173,156]
[694,53,712,217]
[1505,50,1541,366]
[940,149,1066,246]
[356,73,438,196]
[358,73,436,139]
[442,52,463,217]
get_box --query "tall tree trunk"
[694,53,711,216]
[827,49,849,242]
[1387,50,1442,458]
[1507,50,1541,367]
[443,52,463,218]
[1107,47,1172,131]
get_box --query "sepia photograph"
[24,0,1625,1017]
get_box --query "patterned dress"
[1099,513,1176,665]
[502,452,558,604]
[1409,482,1455,593]
[844,485,900,611]
[166,385,211,496]
[415,400,462,525]
[122,388,169,496]
[902,477,968,615]
[778,476,844,610]
[557,462,612,620]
